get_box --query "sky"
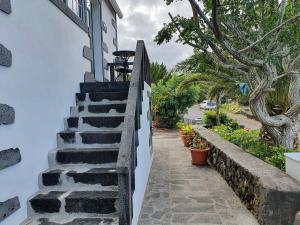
[115,0,194,70]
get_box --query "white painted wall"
[0,1,91,224]
[92,1,104,81]
[102,0,118,80]
[132,83,153,225]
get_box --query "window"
[78,0,85,20]
[62,0,90,23]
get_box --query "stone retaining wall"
[193,126,300,225]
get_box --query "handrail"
[117,40,150,225]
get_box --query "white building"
[0,1,152,225]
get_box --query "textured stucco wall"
[0,0,91,224]
[132,83,153,225]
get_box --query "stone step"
[57,131,121,148]
[70,104,127,117]
[21,216,119,225]
[29,191,118,215]
[64,116,124,131]
[50,148,119,166]
[80,81,130,93]
[40,167,118,189]
[76,92,128,106]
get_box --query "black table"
[112,50,135,81]
[113,50,135,59]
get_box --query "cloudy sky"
[115,0,194,69]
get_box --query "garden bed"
[193,125,300,225]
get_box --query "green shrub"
[204,111,235,128]
[222,102,242,114]
[211,125,295,170]
[152,75,200,128]
[176,121,185,130]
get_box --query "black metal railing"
[117,40,150,225]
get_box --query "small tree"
[152,75,200,128]
[150,62,169,84]
[156,0,300,150]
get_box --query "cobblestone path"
[139,129,259,225]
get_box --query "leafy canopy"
[150,62,169,84]
[155,0,300,74]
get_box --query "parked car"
[199,100,217,110]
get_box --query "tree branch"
[188,0,215,32]
[168,13,203,50]
[211,0,223,40]
[239,13,300,53]
[188,0,264,68]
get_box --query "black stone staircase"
[21,82,130,225]
[21,40,150,225]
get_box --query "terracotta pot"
[180,134,192,147]
[190,148,210,166]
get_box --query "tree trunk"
[215,93,224,126]
[249,69,299,150]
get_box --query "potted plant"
[190,140,210,166]
[180,125,194,147]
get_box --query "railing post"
[118,169,132,225]
[110,64,115,82]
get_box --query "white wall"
[132,83,153,225]
[0,1,91,224]
[102,0,118,80]
[92,1,104,81]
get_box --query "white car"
[199,100,217,110]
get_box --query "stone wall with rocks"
[193,126,300,225]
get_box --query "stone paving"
[139,129,259,225]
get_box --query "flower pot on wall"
[180,133,193,147]
[190,148,210,166]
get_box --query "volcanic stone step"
[57,131,122,147]
[80,81,130,93]
[64,116,124,131]
[41,167,118,187]
[22,217,119,225]
[76,92,128,105]
[29,191,118,214]
[70,104,127,117]
[53,148,119,165]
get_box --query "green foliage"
[155,0,300,101]
[152,75,200,128]
[211,125,296,170]
[204,110,239,128]
[175,52,245,105]
[150,62,169,84]
[175,50,214,73]
[197,85,208,103]
[222,102,242,114]
[176,121,185,130]
[180,124,193,135]
[266,77,290,114]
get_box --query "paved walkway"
[139,129,259,225]
[226,112,261,130]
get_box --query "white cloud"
[116,0,194,69]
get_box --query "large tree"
[156,0,300,150]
